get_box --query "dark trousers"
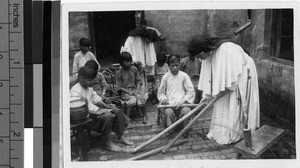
[86,108,130,137]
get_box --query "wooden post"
[162,93,224,153]
[127,140,187,160]
[131,102,205,153]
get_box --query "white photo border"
[61,1,300,168]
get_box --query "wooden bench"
[234,125,285,159]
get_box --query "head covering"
[128,29,146,37]
[127,28,159,43]
[187,35,218,56]
[144,29,159,43]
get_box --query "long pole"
[127,140,187,160]
[157,104,199,109]
[131,102,206,153]
[162,93,225,153]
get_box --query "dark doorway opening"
[92,11,136,69]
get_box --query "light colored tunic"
[70,83,102,113]
[72,51,100,76]
[158,71,195,105]
[198,42,260,144]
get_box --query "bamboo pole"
[162,93,225,153]
[131,102,206,153]
[157,104,199,109]
[127,140,187,160]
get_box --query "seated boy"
[115,52,148,125]
[70,65,133,152]
[157,55,195,132]
[85,60,111,104]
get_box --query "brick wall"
[69,12,91,52]
[145,10,248,57]
[247,10,295,124]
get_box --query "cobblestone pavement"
[71,101,296,161]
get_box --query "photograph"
[61,1,298,168]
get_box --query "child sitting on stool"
[157,55,195,135]
[115,52,148,125]
[70,65,133,152]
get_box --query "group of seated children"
[70,36,202,152]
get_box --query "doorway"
[92,11,136,68]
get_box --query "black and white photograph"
[60,1,299,168]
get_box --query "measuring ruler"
[0,0,24,168]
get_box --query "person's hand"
[103,103,113,109]
[176,99,186,109]
[199,98,209,106]
[94,110,105,116]
[161,99,169,105]
[132,91,137,96]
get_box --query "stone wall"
[69,12,91,73]
[145,10,206,56]
[69,12,91,54]
[145,10,248,57]
[247,10,295,124]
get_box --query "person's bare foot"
[118,136,134,146]
[105,143,123,152]
[127,123,134,129]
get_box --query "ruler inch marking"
[0,0,24,167]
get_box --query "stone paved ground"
[71,101,296,161]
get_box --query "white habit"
[198,42,260,144]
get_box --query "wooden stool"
[157,104,199,126]
[157,108,165,126]
[71,118,93,161]
[234,125,285,159]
